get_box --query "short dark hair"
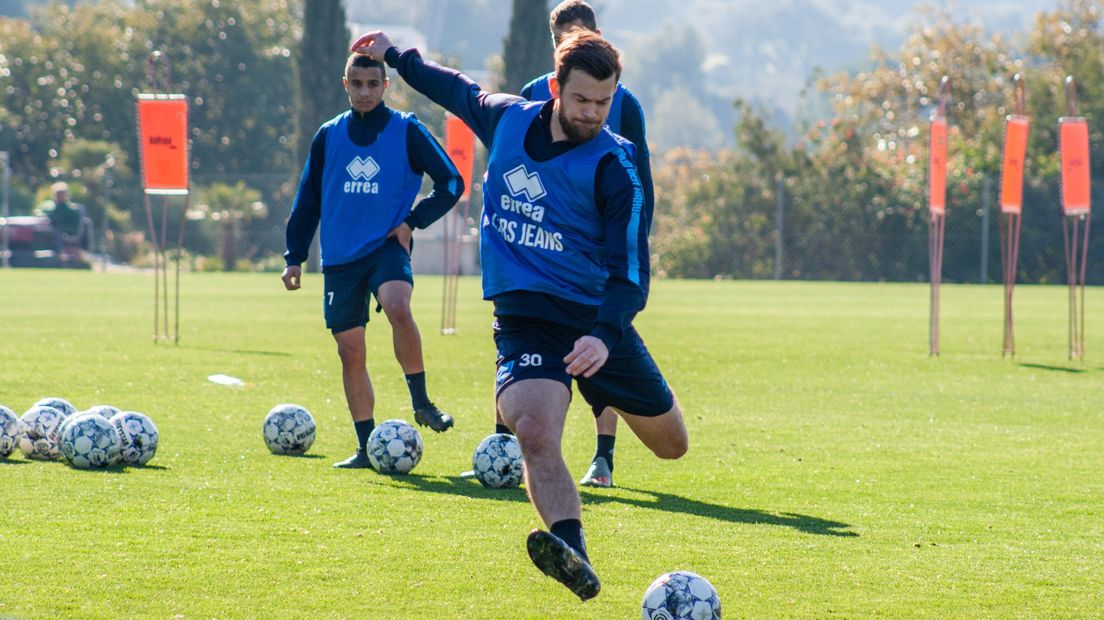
[550,0,597,32]
[554,29,620,88]
[345,53,387,81]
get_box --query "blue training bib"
[319,110,422,267]
[480,102,631,305]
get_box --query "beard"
[557,106,602,143]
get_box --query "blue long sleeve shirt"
[284,103,464,267]
[385,46,648,349]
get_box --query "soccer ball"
[113,411,159,466]
[262,404,316,455]
[33,397,77,417]
[56,407,112,450]
[641,571,722,620]
[0,406,20,459]
[472,433,524,488]
[367,419,423,474]
[18,405,69,460]
[60,413,122,469]
[86,404,121,419]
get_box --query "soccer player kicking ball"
[350,30,688,600]
[282,54,463,469]
[514,0,657,489]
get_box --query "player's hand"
[281,265,302,291]
[387,223,413,254]
[350,31,394,59]
[564,336,609,378]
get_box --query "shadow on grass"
[381,475,858,537]
[0,459,32,466]
[278,453,327,460]
[588,485,858,537]
[187,345,292,357]
[1018,363,1090,374]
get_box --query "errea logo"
[345,156,380,194]
[503,164,546,202]
[347,156,380,181]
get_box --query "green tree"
[502,0,552,95]
[295,0,349,166]
[194,181,266,271]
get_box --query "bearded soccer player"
[512,0,656,490]
[350,30,688,600]
[282,54,463,469]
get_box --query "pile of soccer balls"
[0,397,159,469]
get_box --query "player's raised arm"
[350,30,520,148]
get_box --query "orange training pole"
[998,75,1028,356]
[1059,76,1091,360]
[929,76,949,356]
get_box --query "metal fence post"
[774,174,784,280]
[1,151,9,269]
[981,175,991,283]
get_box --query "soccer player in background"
[513,0,656,489]
[282,54,463,469]
[350,29,688,600]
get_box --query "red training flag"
[999,115,1029,214]
[928,116,948,215]
[1059,116,1091,216]
[136,94,189,194]
[445,115,475,202]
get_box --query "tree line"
[651,3,1104,284]
[3,1,1102,282]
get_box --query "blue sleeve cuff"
[590,323,621,352]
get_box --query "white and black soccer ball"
[56,407,112,449]
[0,406,21,459]
[472,433,524,488]
[61,413,122,469]
[18,405,68,460]
[262,404,316,455]
[33,397,78,417]
[113,411,159,466]
[641,571,722,620]
[367,419,423,474]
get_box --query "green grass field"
[0,269,1101,618]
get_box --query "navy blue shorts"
[322,238,413,333]
[493,316,674,417]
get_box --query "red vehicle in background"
[0,215,92,268]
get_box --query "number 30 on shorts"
[518,353,542,367]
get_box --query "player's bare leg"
[499,378,600,600]
[332,327,376,468]
[581,408,618,488]
[610,395,688,460]
[376,280,452,432]
[377,280,423,373]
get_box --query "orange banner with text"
[137,95,189,194]
[999,115,1029,214]
[445,115,475,202]
[1059,117,1091,216]
[928,116,948,215]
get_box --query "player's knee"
[382,299,414,325]
[652,432,688,460]
[512,418,557,459]
[334,338,365,366]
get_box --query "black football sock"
[354,418,375,452]
[594,434,615,472]
[550,519,589,562]
[495,423,514,436]
[405,372,431,410]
